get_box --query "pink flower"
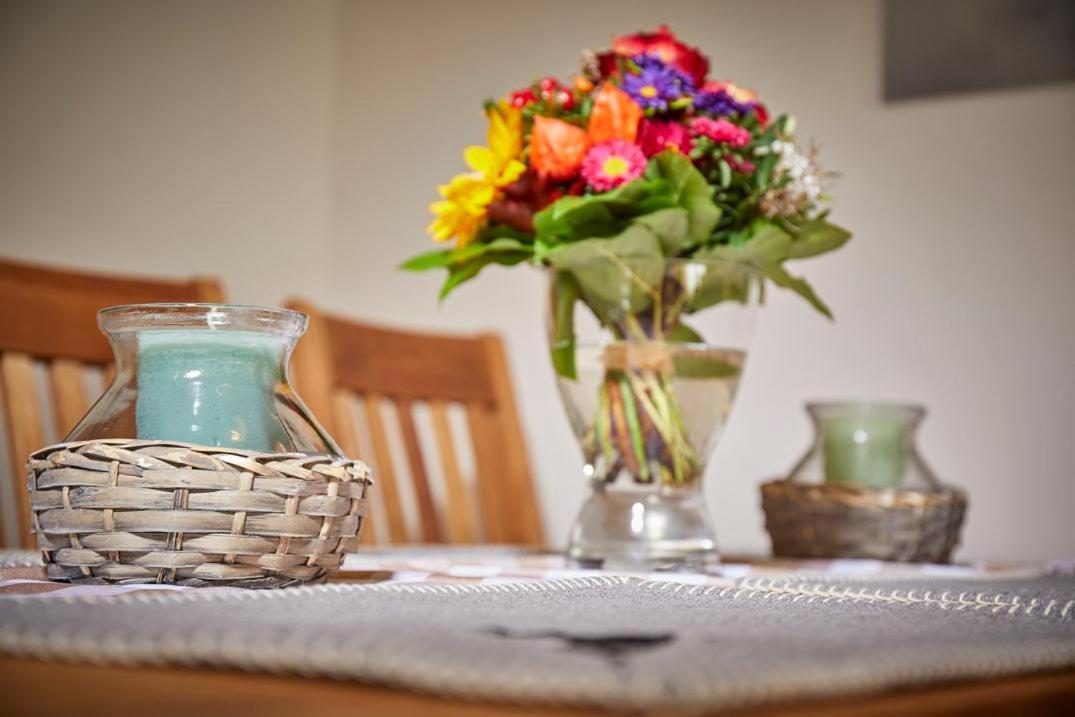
[689,117,751,148]
[580,140,647,192]
[637,120,692,157]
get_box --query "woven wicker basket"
[760,479,967,563]
[27,439,372,587]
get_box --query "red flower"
[510,88,536,108]
[637,119,692,157]
[753,103,770,127]
[608,26,709,86]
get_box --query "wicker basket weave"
[27,439,372,587]
[760,479,967,563]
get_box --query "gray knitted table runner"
[2,574,1073,712]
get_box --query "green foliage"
[698,220,834,317]
[400,236,533,300]
[787,219,853,259]
[401,150,851,325]
[532,179,676,246]
[546,223,665,321]
[645,152,722,247]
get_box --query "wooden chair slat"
[48,359,89,439]
[466,400,507,544]
[1,352,45,547]
[396,399,441,543]
[362,393,408,543]
[476,337,544,545]
[430,400,475,543]
[330,390,374,546]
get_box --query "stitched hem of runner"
[2,571,1072,622]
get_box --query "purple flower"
[622,55,694,112]
[694,88,753,118]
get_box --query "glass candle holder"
[788,401,938,490]
[65,304,340,455]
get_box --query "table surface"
[2,547,1074,716]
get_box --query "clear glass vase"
[66,304,340,455]
[548,258,757,571]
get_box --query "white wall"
[2,0,1073,560]
[0,0,338,303]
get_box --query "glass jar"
[788,401,938,489]
[66,304,340,455]
[548,257,758,571]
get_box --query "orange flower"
[529,115,590,180]
[587,83,643,144]
[573,75,594,93]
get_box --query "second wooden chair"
[286,299,544,546]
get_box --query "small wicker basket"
[760,479,967,563]
[27,439,372,587]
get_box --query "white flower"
[759,141,827,218]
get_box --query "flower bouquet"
[404,27,851,567]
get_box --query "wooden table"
[2,659,1073,716]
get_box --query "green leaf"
[545,223,664,327]
[533,178,675,245]
[679,259,753,312]
[787,219,852,260]
[686,221,789,311]
[437,250,530,301]
[632,207,690,255]
[667,322,705,343]
[699,220,833,318]
[648,151,722,246]
[718,159,731,189]
[755,153,777,189]
[759,263,833,318]
[549,271,580,379]
[399,248,454,272]
[402,236,532,272]
[703,221,793,266]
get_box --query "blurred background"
[1,0,1073,560]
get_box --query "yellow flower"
[427,102,525,246]
[465,102,525,187]
[427,174,495,246]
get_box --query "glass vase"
[548,258,757,571]
[66,303,340,455]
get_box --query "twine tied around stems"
[602,341,675,375]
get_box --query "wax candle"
[135,329,290,451]
[820,415,906,488]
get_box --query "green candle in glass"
[135,330,289,450]
[807,403,923,489]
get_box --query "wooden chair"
[286,299,544,546]
[0,257,224,548]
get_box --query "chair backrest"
[0,257,225,548]
[286,299,544,547]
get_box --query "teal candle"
[820,416,906,488]
[135,330,289,451]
